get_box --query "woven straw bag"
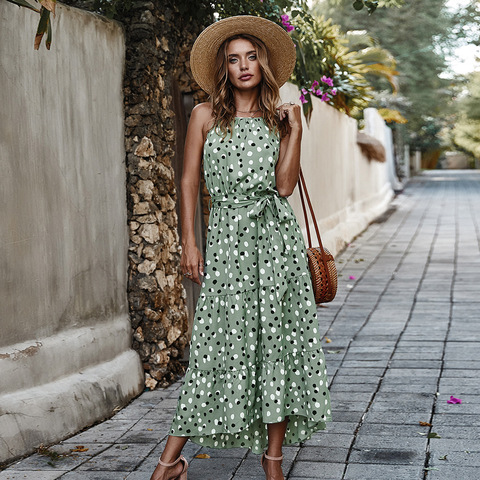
[297,168,338,304]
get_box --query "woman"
[151,15,331,480]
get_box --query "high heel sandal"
[261,451,284,478]
[157,454,188,480]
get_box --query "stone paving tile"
[348,446,425,465]
[432,413,480,426]
[301,433,352,449]
[344,463,424,479]
[0,473,68,480]
[62,473,131,480]
[354,434,427,451]
[75,444,156,471]
[424,466,480,480]
[186,456,243,480]
[288,461,346,478]
[296,446,349,464]
[428,449,480,467]
[61,419,139,444]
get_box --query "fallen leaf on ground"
[324,337,332,343]
[419,421,432,427]
[195,454,211,459]
[327,350,342,354]
[447,396,462,404]
[424,467,439,471]
[71,446,89,452]
[439,455,448,460]
[427,432,441,439]
[147,428,153,431]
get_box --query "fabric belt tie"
[210,191,296,301]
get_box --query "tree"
[313,0,463,153]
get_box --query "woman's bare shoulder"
[191,102,214,121]
[190,102,215,138]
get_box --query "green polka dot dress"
[169,117,332,454]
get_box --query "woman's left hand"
[278,102,302,132]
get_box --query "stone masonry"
[122,1,209,388]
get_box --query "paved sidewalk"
[2,170,480,479]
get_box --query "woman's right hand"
[181,243,204,285]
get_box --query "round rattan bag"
[298,168,338,304]
[306,246,338,304]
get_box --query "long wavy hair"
[210,34,286,138]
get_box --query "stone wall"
[280,84,394,256]
[121,1,209,389]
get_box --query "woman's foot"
[261,451,284,480]
[150,455,187,480]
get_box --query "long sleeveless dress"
[169,116,332,454]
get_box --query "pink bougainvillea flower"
[321,75,334,87]
[301,88,308,95]
[281,14,295,32]
[349,275,356,280]
[321,93,329,102]
[331,88,337,96]
[316,89,322,96]
[299,94,308,104]
[312,80,320,88]
[447,396,462,404]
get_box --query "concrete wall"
[280,84,394,256]
[0,3,143,462]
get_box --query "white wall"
[0,3,143,462]
[280,84,394,255]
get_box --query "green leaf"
[34,7,50,50]
[6,0,40,13]
[424,467,440,471]
[427,432,442,439]
[46,17,52,50]
[438,455,448,460]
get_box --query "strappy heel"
[157,454,188,480]
[261,450,284,479]
[261,451,284,466]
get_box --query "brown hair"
[209,34,286,138]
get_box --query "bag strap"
[297,167,329,262]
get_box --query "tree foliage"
[314,0,479,153]
[452,71,480,159]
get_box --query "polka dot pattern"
[169,117,332,454]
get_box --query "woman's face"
[226,38,262,91]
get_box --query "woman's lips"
[239,74,253,81]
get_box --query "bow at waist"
[210,190,295,224]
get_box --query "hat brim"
[190,15,296,95]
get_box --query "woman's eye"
[249,55,257,60]
[229,58,238,64]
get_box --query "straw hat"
[190,15,297,95]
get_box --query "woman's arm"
[275,103,303,197]
[180,102,212,284]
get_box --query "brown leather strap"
[297,167,329,264]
